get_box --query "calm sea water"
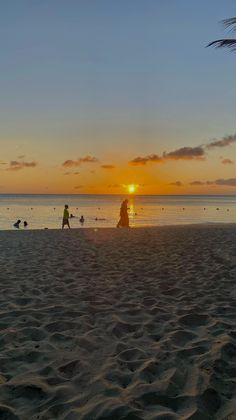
[0,194,236,230]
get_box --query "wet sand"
[0,225,236,419]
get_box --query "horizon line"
[1,193,236,197]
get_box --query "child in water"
[14,220,21,228]
[62,205,70,229]
[80,215,85,224]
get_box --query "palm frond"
[207,38,236,51]
[222,17,236,31]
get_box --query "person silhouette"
[14,220,21,228]
[23,221,28,227]
[62,205,70,229]
[117,199,129,228]
[80,215,85,224]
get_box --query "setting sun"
[127,184,136,194]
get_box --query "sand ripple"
[0,226,236,419]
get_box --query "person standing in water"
[117,199,129,228]
[13,219,21,228]
[62,205,70,229]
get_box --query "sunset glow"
[0,1,236,195]
[127,184,136,194]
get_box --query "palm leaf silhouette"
[208,17,236,51]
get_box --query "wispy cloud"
[213,178,236,186]
[206,134,236,149]
[62,156,98,167]
[169,181,183,186]
[74,185,83,189]
[190,178,236,186]
[108,184,120,188]
[130,147,205,166]
[221,158,234,164]
[129,154,163,166]
[129,133,236,166]
[101,164,115,169]
[7,161,37,171]
[189,180,205,186]
[163,146,205,160]
[64,171,80,176]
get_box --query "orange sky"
[1,1,236,195]
[2,140,236,195]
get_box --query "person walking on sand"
[117,199,129,228]
[62,204,70,229]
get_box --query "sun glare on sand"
[127,184,136,194]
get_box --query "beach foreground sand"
[0,226,236,419]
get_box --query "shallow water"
[0,194,236,230]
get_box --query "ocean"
[0,194,236,230]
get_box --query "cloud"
[190,181,205,186]
[206,134,236,149]
[190,178,236,187]
[101,164,115,169]
[62,156,98,167]
[163,146,205,160]
[214,178,236,186]
[7,161,37,171]
[130,147,205,166]
[108,184,120,188]
[74,185,83,189]
[64,171,80,176]
[129,132,236,167]
[129,154,163,166]
[17,155,25,159]
[221,158,234,164]
[169,181,183,186]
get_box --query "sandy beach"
[0,225,236,419]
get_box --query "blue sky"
[1,0,236,193]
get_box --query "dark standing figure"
[117,199,129,228]
[80,215,85,224]
[23,221,28,228]
[62,205,70,229]
[14,220,21,228]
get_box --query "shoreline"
[2,221,236,233]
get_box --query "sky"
[1,0,236,195]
